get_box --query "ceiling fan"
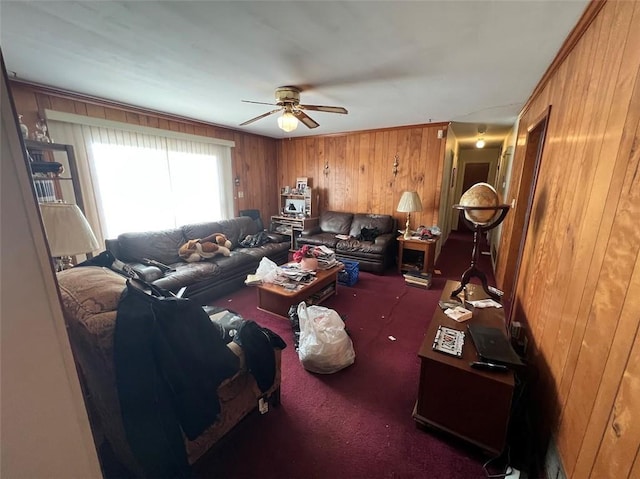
[239,86,348,132]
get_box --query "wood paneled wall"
[495,1,640,477]
[8,81,279,224]
[10,81,447,232]
[276,125,448,229]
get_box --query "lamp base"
[403,214,412,239]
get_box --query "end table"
[397,236,437,274]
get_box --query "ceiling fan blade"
[299,104,348,115]
[239,108,282,126]
[242,100,278,106]
[294,110,319,129]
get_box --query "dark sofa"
[106,216,290,304]
[297,211,397,273]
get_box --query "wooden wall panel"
[276,124,447,230]
[495,1,640,477]
[8,81,278,224]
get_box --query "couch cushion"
[118,228,185,265]
[336,236,391,255]
[236,242,291,259]
[210,251,258,273]
[319,211,354,235]
[298,232,339,248]
[153,261,221,291]
[349,214,394,237]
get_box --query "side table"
[397,236,437,273]
[413,281,515,455]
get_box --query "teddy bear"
[178,233,233,263]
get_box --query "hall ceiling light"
[476,124,487,148]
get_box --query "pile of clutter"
[314,245,339,269]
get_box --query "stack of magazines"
[403,271,432,289]
[314,245,339,269]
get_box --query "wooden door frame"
[504,106,551,323]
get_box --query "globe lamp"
[278,111,299,132]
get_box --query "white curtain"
[47,115,234,244]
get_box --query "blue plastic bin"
[338,260,359,286]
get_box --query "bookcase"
[270,215,319,251]
[279,189,314,217]
[25,139,85,211]
[272,179,319,251]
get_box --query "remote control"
[469,361,509,372]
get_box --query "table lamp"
[397,191,423,240]
[39,203,100,270]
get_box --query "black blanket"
[114,279,286,478]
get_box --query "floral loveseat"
[57,266,283,477]
[297,211,397,273]
[105,216,290,304]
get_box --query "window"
[46,110,235,245]
[92,143,230,238]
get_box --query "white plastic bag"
[297,302,355,374]
[255,256,280,284]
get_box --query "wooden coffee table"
[256,265,342,319]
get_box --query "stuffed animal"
[178,233,232,263]
[202,233,232,250]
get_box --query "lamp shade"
[277,111,299,132]
[396,191,423,213]
[40,203,99,256]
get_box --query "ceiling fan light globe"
[476,138,486,148]
[278,112,299,132]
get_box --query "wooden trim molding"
[521,0,607,116]
[292,121,450,140]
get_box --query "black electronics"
[467,324,523,366]
[470,361,509,372]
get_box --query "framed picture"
[296,177,308,192]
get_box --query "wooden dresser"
[413,281,515,455]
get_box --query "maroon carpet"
[194,231,501,479]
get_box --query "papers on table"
[278,263,317,282]
[444,306,473,322]
[466,299,503,309]
[244,274,263,286]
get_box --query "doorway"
[462,162,491,193]
[452,148,500,232]
[458,162,491,232]
[502,107,550,320]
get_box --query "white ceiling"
[1,1,588,147]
